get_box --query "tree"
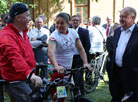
[0,0,99,15]
[0,0,34,15]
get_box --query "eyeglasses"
[71,19,80,22]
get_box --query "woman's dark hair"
[56,12,70,24]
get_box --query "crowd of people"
[0,2,138,102]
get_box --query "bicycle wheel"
[68,90,93,102]
[69,86,81,102]
[83,59,100,93]
[78,97,94,102]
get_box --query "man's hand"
[30,73,43,87]
[84,64,92,71]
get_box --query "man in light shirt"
[29,17,50,78]
[88,16,106,54]
[111,7,138,102]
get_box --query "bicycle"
[27,66,94,102]
[83,49,108,93]
[0,78,6,102]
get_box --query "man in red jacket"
[0,3,42,102]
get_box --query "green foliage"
[0,0,99,16]
[0,0,34,15]
[50,0,63,10]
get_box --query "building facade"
[30,0,138,27]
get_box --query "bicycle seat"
[90,52,103,58]
[0,75,7,84]
[95,52,103,56]
[36,62,48,68]
[0,79,7,84]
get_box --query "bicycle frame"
[97,51,108,76]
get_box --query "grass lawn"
[85,72,112,102]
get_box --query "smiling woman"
[48,12,91,102]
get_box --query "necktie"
[106,25,110,37]
[38,30,41,38]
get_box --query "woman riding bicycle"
[48,12,92,102]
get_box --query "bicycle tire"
[68,91,94,102]
[69,86,81,102]
[83,59,100,93]
[84,68,100,93]
[78,97,94,102]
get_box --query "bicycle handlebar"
[26,68,36,83]
[0,79,7,83]
[27,63,48,83]
[53,67,87,74]
[38,68,87,94]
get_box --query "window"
[74,0,89,25]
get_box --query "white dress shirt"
[88,25,106,53]
[74,26,80,55]
[28,27,50,48]
[115,24,135,67]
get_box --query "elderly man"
[39,14,49,29]
[111,7,138,102]
[29,17,50,47]
[71,15,90,96]
[29,17,50,79]
[0,3,42,102]
[102,16,114,37]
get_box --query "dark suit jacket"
[78,27,90,55]
[102,24,113,36]
[72,27,90,68]
[106,35,113,60]
[112,24,138,92]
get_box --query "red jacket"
[0,23,36,82]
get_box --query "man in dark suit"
[102,16,114,37]
[111,7,138,102]
[71,15,90,95]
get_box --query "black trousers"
[33,47,48,79]
[0,75,4,102]
[72,55,84,95]
[111,64,138,102]
[106,57,113,99]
